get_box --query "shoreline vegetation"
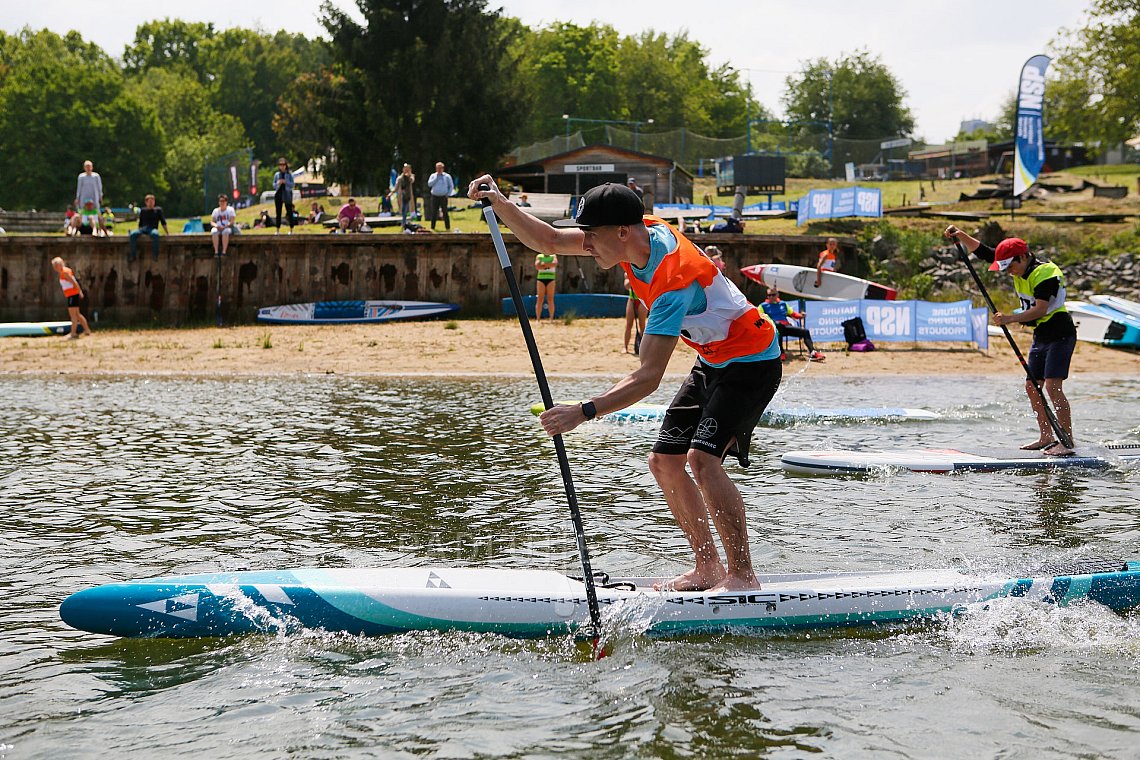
[2,320,1136,378]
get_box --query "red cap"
[990,238,1029,271]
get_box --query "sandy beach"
[2,318,1136,378]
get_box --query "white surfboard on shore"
[740,264,897,301]
[1089,295,1140,321]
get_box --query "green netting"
[509,127,930,179]
[203,149,254,213]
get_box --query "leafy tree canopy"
[782,50,915,140]
[0,29,163,210]
[1049,0,1140,151]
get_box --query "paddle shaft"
[215,255,223,327]
[479,194,604,642]
[954,241,1072,449]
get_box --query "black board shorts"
[66,294,81,307]
[1028,334,1076,380]
[653,357,782,467]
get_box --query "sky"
[3,0,1093,143]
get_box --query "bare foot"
[653,565,726,592]
[1044,443,1075,457]
[708,573,762,592]
[1020,439,1056,451]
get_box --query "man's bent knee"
[648,451,687,481]
[686,447,726,483]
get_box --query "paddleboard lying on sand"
[1089,294,1140,321]
[781,444,1140,475]
[530,402,941,424]
[501,294,628,318]
[0,321,78,337]
[257,301,459,324]
[740,264,897,301]
[1067,302,1140,349]
[59,558,1140,639]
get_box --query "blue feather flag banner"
[1013,54,1051,196]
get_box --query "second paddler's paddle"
[478,185,605,655]
[953,240,1073,450]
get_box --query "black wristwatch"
[580,401,597,420]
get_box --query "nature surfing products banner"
[1013,54,1051,197]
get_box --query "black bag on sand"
[842,316,867,347]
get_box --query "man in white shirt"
[426,161,454,231]
[211,195,236,256]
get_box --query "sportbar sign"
[803,299,989,348]
[1013,54,1051,197]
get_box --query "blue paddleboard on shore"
[60,559,1140,639]
[257,300,459,324]
[502,294,628,318]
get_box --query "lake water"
[2,369,1138,758]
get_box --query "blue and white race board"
[60,559,1140,639]
[782,444,1140,475]
[257,300,459,325]
[530,402,941,424]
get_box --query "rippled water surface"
[2,370,1139,758]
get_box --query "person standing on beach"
[273,158,296,234]
[815,237,839,288]
[211,195,236,256]
[945,225,1077,456]
[427,162,454,231]
[534,252,557,322]
[51,256,92,340]
[469,177,782,592]
[74,161,106,237]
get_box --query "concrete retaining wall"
[0,232,851,324]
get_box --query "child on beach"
[51,256,92,340]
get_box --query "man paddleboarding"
[945,226,1077,455]
[469,178,782,591]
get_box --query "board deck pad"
[59,560,1140,639]
[781,444,1140,475]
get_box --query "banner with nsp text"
[1014,54,1051,197]
[801,299,988,349]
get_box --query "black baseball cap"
[554,183,645,228]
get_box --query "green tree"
[200,29,330,161]
[122,19,215,80]
[511,22,765,145]
[303,0,527,188]
[125,68,250,214]
[0,29,164,210]
[783,50,915,140]
[510,22,623,144]
[1049,0,1140,152]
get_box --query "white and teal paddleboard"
[782,444,1140,475]
[60,559,1140,639]
[0,321,77,337]
[530,402,941,424]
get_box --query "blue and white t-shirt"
[630,225,779,366]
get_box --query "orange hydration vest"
[818,250,838,271]
[59,266,80,297]
[622,216,776,364]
